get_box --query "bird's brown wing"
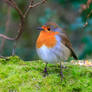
[59,33,78,60]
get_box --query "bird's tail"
[71,49,78,60]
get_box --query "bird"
[36,22,78,80]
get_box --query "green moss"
[0,56,92,92]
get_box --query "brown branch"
[0,0,47,41]
[24,0,34,18]
[82,0,92,27]
[0,7,11,53]
[0,34,14,40]
[87,10,92,18]
[2,0,24,41]
[15,0,34,40]
[83,10,92,27]
[3,0,24,17]
[30,0,47,8]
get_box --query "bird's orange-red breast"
[36,22,78,64]
[36,31,59,48]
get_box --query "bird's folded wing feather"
[59,33,78,60]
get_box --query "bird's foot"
[60,71,64,80]
[60,63,65,81]
[43,67,48,77]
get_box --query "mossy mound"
[0,56,92,92]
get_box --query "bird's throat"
[36,31,59,48]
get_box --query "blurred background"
[0,0,92,61]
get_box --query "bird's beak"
[37,27,43,31]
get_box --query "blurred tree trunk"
[0,6,11,54]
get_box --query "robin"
[36,22,78,80]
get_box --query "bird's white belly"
[36,42,71,64]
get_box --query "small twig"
[87,10,92,18]
[83,21,88,28]
[24,0,34,18]
[83,11,92,27]
[30,0,47,8]
[3,0,24,18]
[0,34,14,40]
[82,0,92,27]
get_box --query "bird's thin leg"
[60,62,64,80]
[43,62,48,76]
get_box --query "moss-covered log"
[0,56,92,92]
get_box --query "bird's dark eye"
[47,28,50,31]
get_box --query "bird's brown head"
[37,22,59,32]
